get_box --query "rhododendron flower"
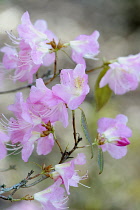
[18,11,58,65]
[34,178,68,210]
[118,53,140,80]
[70,31,100,66]
[3,77,69,161]
[1,44,40,83]
[1,46,18,70]
[27,78,68,127]
[96,114,132,159]
[5,92,55,162]
[51,153,87,194]
[7,115,54,163]
[15,46,41,83]
[52,64,90,110]
[100,53,140,95]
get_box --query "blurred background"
[0,0,140,209]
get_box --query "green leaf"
[95,66,112,111]
[98,147,104,174]
[80,108,93,158]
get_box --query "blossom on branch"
[0,78,69,162]
[0,11,59,83]
[18,11,58,65]
[27,78,68,127]
[1,43,41,83]
[100,53,140,95]
[1,46,18,70]
[34,178,68,210]
[52,64,90,110]
[51,153,87,194]
[70,30,100,66]
[7,92,55,162]
[96,114,132,159]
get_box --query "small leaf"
[98,147,104,174]
[80,108,93,158]
[95,66,112,111]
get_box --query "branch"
[86,64,104,73]
[0,168,48,202]
[72,110,77,144]
[0,71,52,95]
[0,170,34,195]
[0,83,34,94]
[59,133,83,164]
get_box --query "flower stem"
[72,110,77,144]
[86,65,104,73]
[53,133,63,154]
[54,51,57,77]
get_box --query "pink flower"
[15,44,41,83]
[51,153,87,194]
[3,77,69,162]
[34,178,68,210]
[6,92,55,162]
[1,46,18,70]
[96,114,132,159]
[1,44,40,83]
[20,129,55,162]
[118,53,140,80]
[52,64,90,110]
[100,53,140,95]
[27,78,68,128]
[18,11,58,65]
[70,31,100,66]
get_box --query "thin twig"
[0,83,34,94]
[0,170,34,195]
[22,175,48,188]
[59,134,83,164]
[86,65,104,73]
[0,71,52,95]
[54,51,57,77]
[54,138,63,154]
[72,110,77,144]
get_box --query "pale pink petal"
[37,134,54,155]
[100,143,127,159]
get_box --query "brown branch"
[54,51,57,77]
[54,138,63,154]
[72,110,77,144]
[59,134,83,164]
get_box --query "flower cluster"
[0,63,89,162]
[34,153,87,209]
[96,114,132,159]
[0,11,100,83]
[0,10,135,210]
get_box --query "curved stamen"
[6,31,21,45]
[9,70,27,81]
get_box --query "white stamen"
[6,31,21,45]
